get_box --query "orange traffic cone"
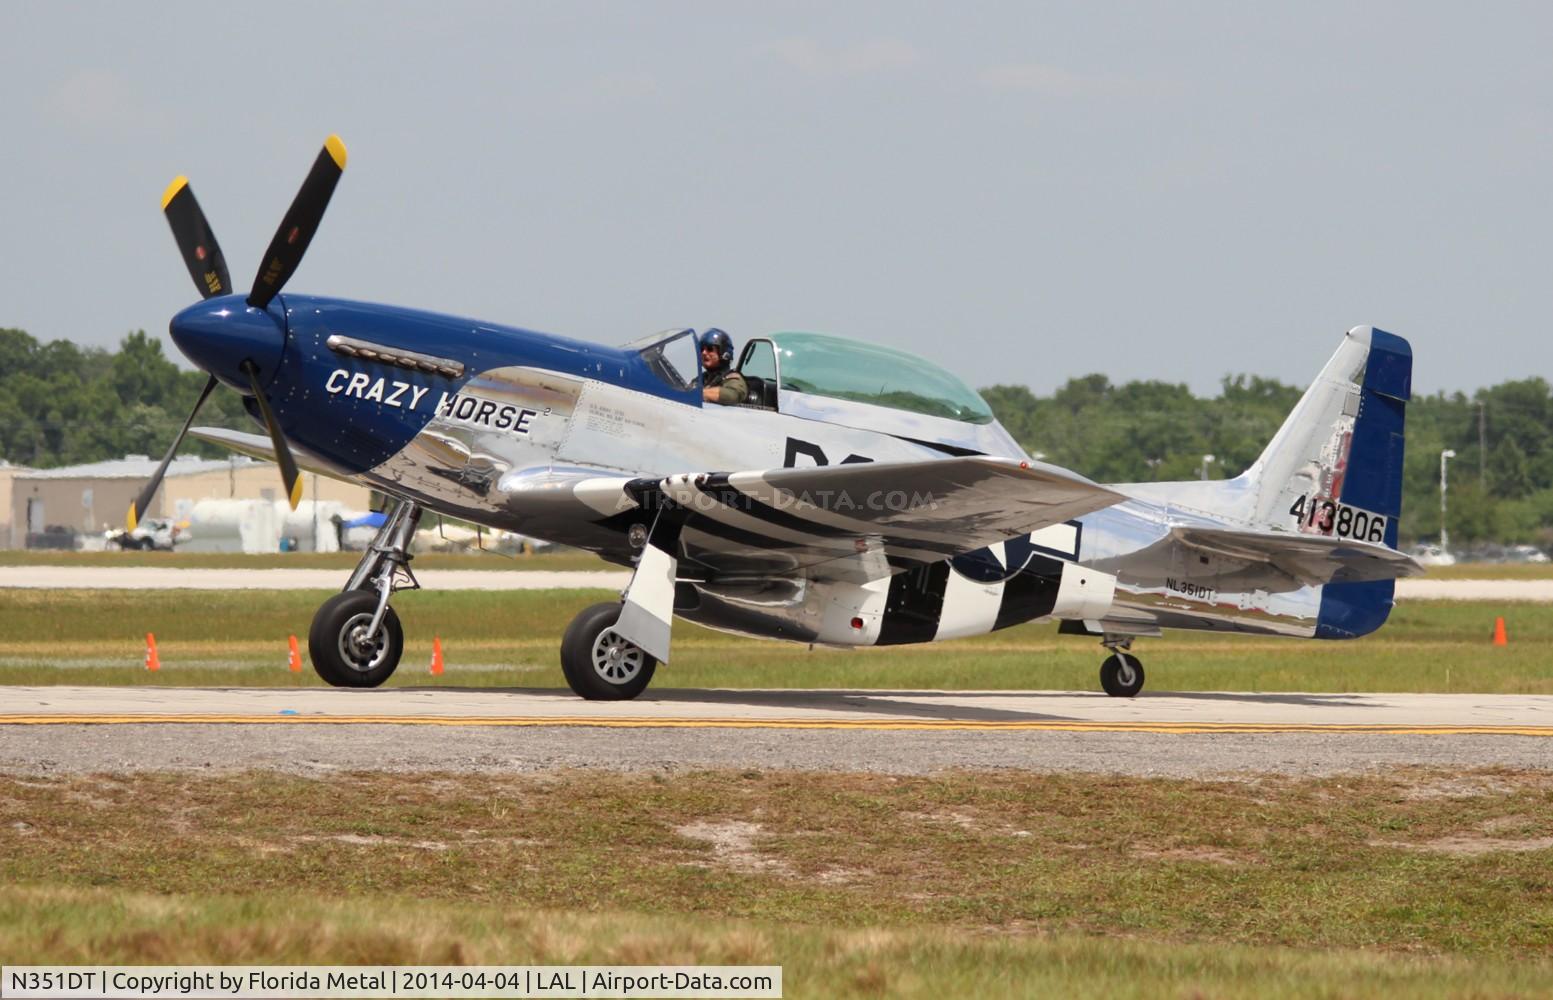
[1493,617,1508,646]
[429,636,444,676]
[144,632,160,672]
[287,634,303,673]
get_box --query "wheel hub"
[338,612,388,672]
[591,628,644,684]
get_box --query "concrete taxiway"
[3,687,1551,779]
[4,686,1553,733]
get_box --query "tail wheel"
[308,590,403,688]
[560,602,657,700]
[1100,652,1145,698]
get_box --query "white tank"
[276,500,351,553]
[418,522,482,552]
[183,499,282,554]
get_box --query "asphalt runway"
[4,687,1551,778]
[3,567,1553,600]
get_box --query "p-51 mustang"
[133,136,1420,700]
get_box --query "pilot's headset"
[701,328,734,367]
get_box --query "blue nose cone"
[169,294,287,390]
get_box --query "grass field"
[3,548,1552,577]
[3,769,1552,997]
[5,588,1553,994]
[1419,562,1553,580]
[0,588,1549,693]
[15,890,1550,1000]
[0,548,613,572]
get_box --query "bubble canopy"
[765,332,995,425]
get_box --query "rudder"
[1244,326,1411,541]
[1239,326,1411,637]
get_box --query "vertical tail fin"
[1243,326,1411,544]
[1242,326,1411,637]
[1113,327,1412,637]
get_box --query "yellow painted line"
[0,714,1551,736]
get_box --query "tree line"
[0,328,254,471]
[3,328,1549,546]
[983,374,1553,547]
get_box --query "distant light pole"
[1200,454,1216,481]
[1477,400,1487,490]
[1440,449,1457,554]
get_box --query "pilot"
[699,328,748,405]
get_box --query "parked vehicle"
[107,517,184,551]
[1408,543,1456,567]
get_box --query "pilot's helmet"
[701,328,734,366]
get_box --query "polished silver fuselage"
[337,363,1329,644]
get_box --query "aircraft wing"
[1170,525,1425,586]
[188,427,355,483]
[569,456,1125,583]
[191,436,1123,583]
[535,456,1125,661]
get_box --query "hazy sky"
[2,2,1549,395]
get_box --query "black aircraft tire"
[560,602,657,701]
[308,590,404,688]
[1100,653,1145,698]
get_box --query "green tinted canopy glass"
[769,332,994,424]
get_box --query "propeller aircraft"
[135,135,1421,700]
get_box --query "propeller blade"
[161,177,232,299]
[127,374,220,532]
[241,361,304,510]
[248,135,347,310]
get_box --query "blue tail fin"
[1312,328,1411,638]
[1107,327,1412,636]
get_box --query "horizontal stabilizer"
[1171,525,1423,587]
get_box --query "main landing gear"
[559,601,658,700]
[308,499,422,687]
[1099,635,1145,698]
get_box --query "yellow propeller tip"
[325,135,347,170]
[289,475,305,510]
[160,175,189,212]
[126,504,139,534]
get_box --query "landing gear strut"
[308,499,422,687]
[1099,635,1145,698]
